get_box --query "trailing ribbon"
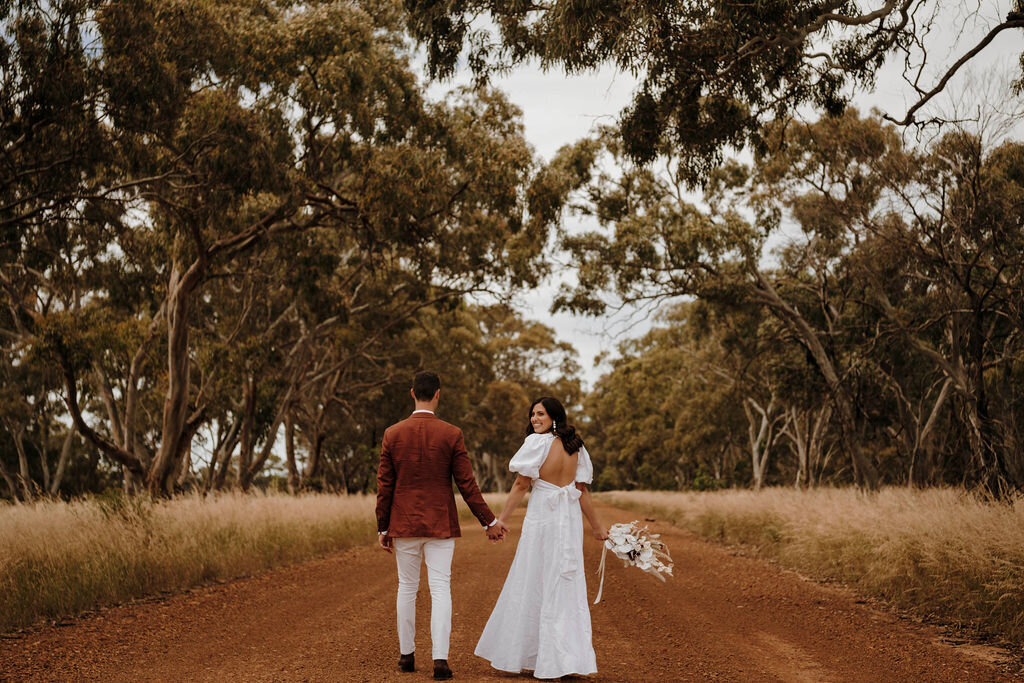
[548,483,582,577]
[593,542,608,605]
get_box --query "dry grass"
[456,492,509,522]
[599,487,1024,647]
[0,491,376,633]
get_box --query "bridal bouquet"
[593,521,673,604]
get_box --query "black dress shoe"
[398,653,415,673]
[433,659,453,680]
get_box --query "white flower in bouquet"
[594,520,674,604]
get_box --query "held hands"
[485,519,509,542]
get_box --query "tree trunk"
[58,353,145,478]
[49,425,75,496]
[338,447,350,494]
[96,367,125,446]
[783,408,809,489]
[807,404,832,488]
[239,382,294,491]
[148,244,206,496]
[36,411,51,494]
[239,409,286,492]
[744,401,767,490]
[743,394,779,491]
[285,411,298,494]
[909,378,951,487]
[124,304,164,471]
[10,422,34,501]
[209,418,242,492]
[236,374,257,486]
[303,424,325,485]
[969,300,1010,494]
[176,437,193,489]
[0,455,21,503]
[754,272,879,489]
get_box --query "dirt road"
[1,502,1018,681]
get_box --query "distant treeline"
[580,112,1024,496]
[0,0,580,500]
[395,0,1024,499]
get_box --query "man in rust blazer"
[376,371,508,680]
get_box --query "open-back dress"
[474,432,597,679]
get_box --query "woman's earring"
[552,421,557,432]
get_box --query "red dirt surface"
[1,502,1019,681]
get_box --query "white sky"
[424,3,1024,389]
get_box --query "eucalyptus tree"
[586,298,828,491]
[0,357,81,500]
[696,302,805,490]
[0,0,121,497]
[405,0,1024,181]
[225,79,560,491]
[569,108,1024,494]
[584,303,748,490]
[585,333,694,491]
[547,120,882,488]
[268,302,581,494]
[86,0,411,495]
[750,110,1024,493]
[866,132,1024,493]
[0,0,117,259]
[766,119,961,487]
[437,303,583,492]
[3,0,562,497]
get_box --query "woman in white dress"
[475,397,609,679]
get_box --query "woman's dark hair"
[525,397,584,453]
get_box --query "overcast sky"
[425,3,1024,390]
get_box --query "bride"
[475,397,609,679]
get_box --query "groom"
[376,371,508,680]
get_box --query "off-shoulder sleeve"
[508,433,554,479]
[575,445,594,485]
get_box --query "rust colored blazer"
[376,411,495,538]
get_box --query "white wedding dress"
[475,433,598,679]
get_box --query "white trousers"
[394,537,456,660]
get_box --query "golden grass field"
[457,492,509,521]
[0,491,511,633]
[598,487,1024,647]
[0,491,378,633]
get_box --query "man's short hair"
[413,371,441,400]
